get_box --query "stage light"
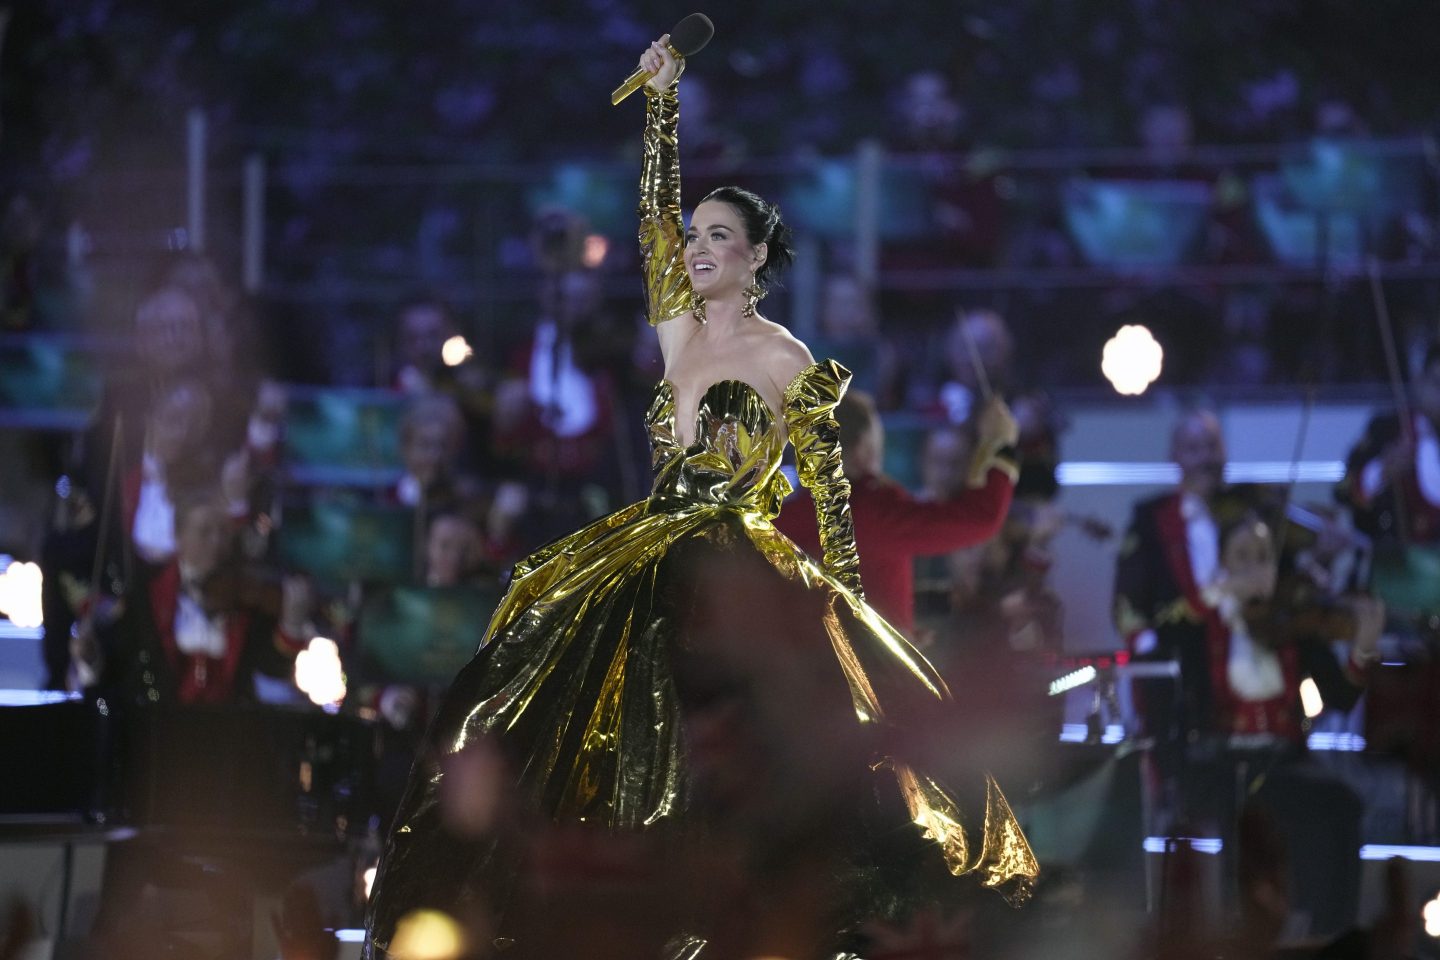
[441,335,473,367]
[1048,665,1096,696]
[1299,677,1324,718]
[1143,836,1223,855]
[1423,892,1440,938]
[1101,324,1163,396]
[583,233,610,267]
[364,866,377,900]
[389,909,466,960]
[0,560,43,629]
[295,636,347,709]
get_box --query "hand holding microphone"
[639,35,682,94]
[612,13,714,105]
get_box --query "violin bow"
[1273,385,1315,564]
[88,415,124,606]
[1369,256,1412,545]
[956,310,995,403]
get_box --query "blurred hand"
[1347,594,1385,659]
[974,396,1020,451]
[488,480,530,541]
[221,449,251,505]
[69,615,100,669]
[255,379,288,420]
[641,34,683,92]
[280,575,314,637]
[967,396,1019,487]
[378,685,420,730]
[1312,511,1354,562]
[1210,567,1272,605]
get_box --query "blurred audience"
[495,265,619,501]
[422,510,486,588]
[393,297,461,396]
[391,392,479,517]
[391,295,497,472]
[807,273,902,408]
[933,308,1016,427]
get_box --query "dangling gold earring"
[741,276,765,318]
[690,293,707,324]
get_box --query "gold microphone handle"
[611,45,683,105]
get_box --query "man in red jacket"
[775,389,1018,635]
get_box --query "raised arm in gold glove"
[638,63,694,327]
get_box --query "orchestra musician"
[1113,409,1384,937]
[72,490,314,705]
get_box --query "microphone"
[610,13,714,106]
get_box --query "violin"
[1239,575,1361,652]
[196,562,289,620]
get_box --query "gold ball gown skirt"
[364,360,1037,958]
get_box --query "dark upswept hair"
[700,185,795,291]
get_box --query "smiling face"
[684,200,765,302]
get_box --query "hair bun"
[700,185,796,292]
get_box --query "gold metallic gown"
[364,79,1035,958]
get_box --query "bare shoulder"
[749,319,816,392]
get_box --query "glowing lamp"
[295,636,347,708]
[441,335,473,367]
[1101,324,1164,396]
[389,909,466,960]
[0,560,43,629]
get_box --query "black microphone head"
[670,13,714,57]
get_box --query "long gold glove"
[784,359,864,597]
[639,79,695,327]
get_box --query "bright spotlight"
[295,636,347,708]
[1299,677,1324,719]
[1423,892,1440,938]
[364,866,378,900]
[441,335,473,367]
[1048,665,1097,697]
[389,909,466,960]
[0,560,44,629]
[1101,324,1164,396]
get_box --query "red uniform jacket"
[774,468,1013,634]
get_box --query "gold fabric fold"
[365,365,1035,957]
[784,358,865,597]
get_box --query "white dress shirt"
[528,320,598,439]
[132,453,176,563]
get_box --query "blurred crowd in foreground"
[1,234,1439,958]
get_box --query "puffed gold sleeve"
[784,359,864,598]
[639,80,695,327]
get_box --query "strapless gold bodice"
[645,376,794,517]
